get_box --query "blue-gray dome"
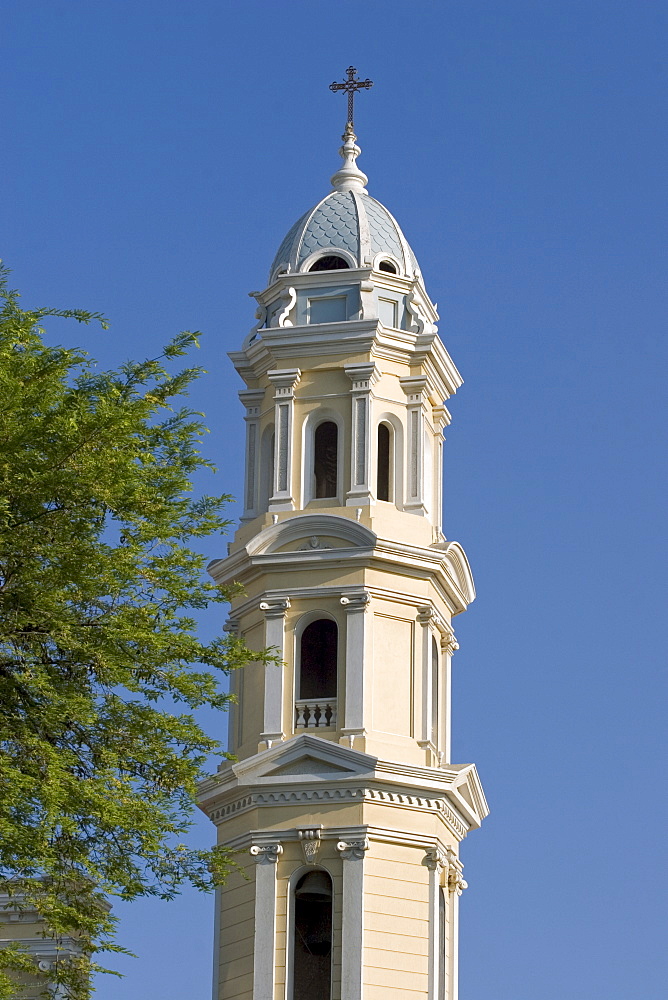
[269,189,420,283]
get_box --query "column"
[267,368,301,511]
[423,848,446,1000]
[336,838,369,1000]
[249,841,283,1000]
[238,389,265,521]
[445,847,467,1000]
[259,597,290,750]
[400,376,428,514]
[440,627,459,766]
[339,591,371,747]
[344,363,379,506]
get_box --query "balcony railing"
[295,698,337,729]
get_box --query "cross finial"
[329,66,373,130]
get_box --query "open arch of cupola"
[287,865,334,1000]
[300,247,357,273]
[372,251,401,275]
[301,409,345,506]
[374,411,404,507]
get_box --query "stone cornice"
[197,734,487,840]
[229,321,461,401]
[208,527,475,614]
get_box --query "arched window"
[431,635,439,745]
[378,259,397,274]
[299,619,337,700]
[377,423,391,501]
[292,870,333,1000]
[314,422,338,499]
[308,254,349,272]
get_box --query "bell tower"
[198,86,488,1000]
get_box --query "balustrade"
[295,698,337,729]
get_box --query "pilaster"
[344,363,379,506]
[259,597,290,749]
[400,375,428,514]
[417,605,437,760]
[239,389,265,521]
[339,591,371,747]
[423,847,446,1000]
[445,847,467,1000]
[440,626,459,766]
[249,841,283,1000]
[336,837,369,1000]
[268,368,301,510]
[431,403,450,540]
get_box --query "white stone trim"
[249,841,282,1000]
[401,375,428,513]
[340,591,371,743]
[267,368,300,510]
[424,848,446,1000]
[259,597,290,747]
[238,389,265,520]
[344,363,379,506]
[336,838,369,1000]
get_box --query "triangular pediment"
[231,733,378,786]
[265,754,357,777]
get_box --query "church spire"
[329,65,373,193]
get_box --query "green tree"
[0,266,261,998]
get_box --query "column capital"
[344,362,380,392]
[431,402,452,431]
[250,842,283,865]
[445,847,468,895]
[441,625,459,656]
[259,596,291,619]
[267,367,301,398]
[400,375,428,404]
[340,591,371,613]
[417,604,435,626]
[238,388,265,417]
[223,616,240,636]
[336,838,369,861]
[422,846,447,872]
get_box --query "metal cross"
[329,66,373,129]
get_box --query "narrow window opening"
[308,255,349,272]
[377,423,391,501]
[379,259,397,274]
[299,620,337,700]
[293,870,333,1000]
[314,422,338,499]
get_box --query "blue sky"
[2,1,667,997]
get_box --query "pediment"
[246,514,376,557]
[449,764,489,829]
[264,754,358,777]
[232,733,378,785]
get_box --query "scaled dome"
[268,126,420,284]
[269,190,420,283]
